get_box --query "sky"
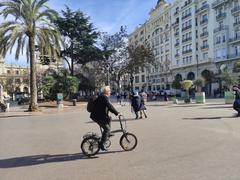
[3,0,173,66]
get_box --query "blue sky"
[4,0,172,66]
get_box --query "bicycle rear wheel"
[81,136,100,157]
[120,133,137,151]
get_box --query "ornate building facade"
[0,55,64,98]
[129,0,240,96]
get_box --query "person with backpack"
[131,92,141,119]
[89,86,121,151]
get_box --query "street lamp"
[106,64,110,86]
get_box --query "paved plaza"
[1,100,240,180]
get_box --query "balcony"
[181,0,193,9]
[174,32,179,36]
[212,0,229,9]
[182,37,192,43]
[200,18,208,25]
[182,13,192,20]
[234,21,240,27]
[182,49,192,54]
[175,42,180,47]
[231,6,240,15]
[214,26,228,33]
[182,25,192,32]
[172,21,179,27]
[216,12,227,21]
[229,36,240,44]
[195,4,209,14]
[227,53,240,59]
[174,11,179,16]
[201,45,209,50]
[175,54,180,58]
[200,32,209,38]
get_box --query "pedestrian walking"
[131,92,141,119]
[164,91,168,101]
[139,92,147,118]
[233,85,240,117]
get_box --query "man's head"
[102,86,111,97]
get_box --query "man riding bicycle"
[90,86,121,151]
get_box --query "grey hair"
[101,86,111,94]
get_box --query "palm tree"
[0,0,61,111]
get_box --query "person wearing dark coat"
[233,85,240,117]
[164,91,168,101]
[90,86,120,150]
[131,92,141,119]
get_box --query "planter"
[195,92,206,104]
[224,91,235,104]
[171,96,178,104]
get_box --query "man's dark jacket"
[90,95,118,123]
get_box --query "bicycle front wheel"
[120,133,137,151]
[81,136,100,157]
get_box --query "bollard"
[6,103,10,112]
[72,99,77,106]
[57,100,64,109]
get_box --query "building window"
[235,45,240,55]
[203,40,208,46]
[222,48,227,57]
[15,79,21,84]
[142,75,145,83]
[7,70,11,74]
[203,52,208,59]
[203,27,207,33]
[135,76,139,83]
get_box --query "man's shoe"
[99,145,108,151]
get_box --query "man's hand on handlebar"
[118,113,122,117]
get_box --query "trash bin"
[73,99,77,106]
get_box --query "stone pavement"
[0,100,240,180]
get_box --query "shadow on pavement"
[0,115,33,118]
[201,106,232,109]
[0,153,90,168]
[146,104,169,107]
[183,115,236,120]
[85,118,140,124]
[0,150,124,169]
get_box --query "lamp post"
[106,64,110,86]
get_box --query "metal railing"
[214,26,228,33]
[201,45,209,50]
[216,12,227,20]
[195,4,209,14]
[182,37,192,43]
[182,25,192,32]
[200,32,209,37]
[231,6,240,15]
[200,19,208,25]
[212,0,229,9]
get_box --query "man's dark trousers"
[96,120,111,147]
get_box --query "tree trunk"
[71,42,74,76]
[116,73,121,93]
[28,35,38,111]
[130,74,134,92]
